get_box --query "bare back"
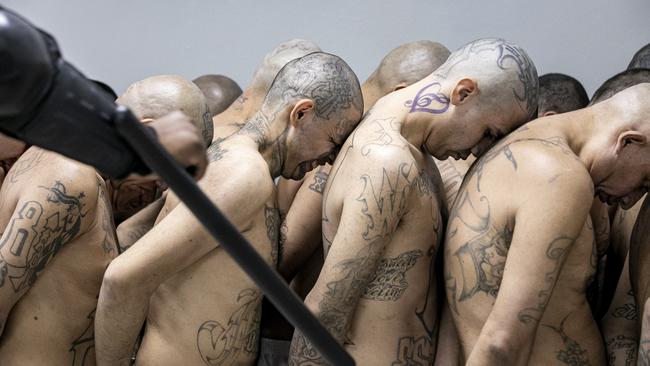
[443,121,605,365]
[316,104,445,365]
[0,148,118,366]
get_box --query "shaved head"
[372,40,450,93]
[537,73,588,116]
[263,52,363,123]
[118,75,213,146]
[628,43,650,69]
[250,39,322,94]
[590,68,650,105]
[193,74,243,117]
[436,38,539,121]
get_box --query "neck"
[361,79,382,113]
[237,108,288,178]
[393,75,455,153]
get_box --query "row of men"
[0,38,649,366]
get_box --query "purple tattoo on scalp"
[405,82,450,114]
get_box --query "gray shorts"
[256,337,291,366]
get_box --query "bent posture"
[289,38,538,365]
[95,52,363,366]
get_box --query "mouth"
[596,187,647,209]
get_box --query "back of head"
[193,74,243,117]
[262,52,363,127]
[250,39,322,94]
[118,75,213,146]
[434,38,539,121]
[590,68,650,105]
[537,73,588,116]
[628,43,650,69]
[373,40,451,93]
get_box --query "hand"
[140,111,208,180]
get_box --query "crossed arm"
[465,170,593,366]
[288,156,414,365]
[94,164,271,366]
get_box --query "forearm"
[116,196,166,252]
[95,270,151,366]
[466,325,532,366]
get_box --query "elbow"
[477,329,530,366]
[100,259,142,302]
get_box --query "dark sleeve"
[0,7,150,178]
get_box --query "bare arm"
[95,163,272,366]
[601,253,638,366]
[288,154,416,365]
[639,299,650,366]
[115,193,166,252]
[0,174,96,334]
[279,165,331,280]
[465,170,592,366]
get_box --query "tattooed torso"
[443,122,605,365]
[135,139,276,366]
[317,107,445,365]
[0,147,118,366]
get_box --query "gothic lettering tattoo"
[0,181,86,292]
[542,314,591,366]
[69,309,96,366]
[391,336,434,366]
[362,249,423,301]
[518,236,575,324]
[207,137,227,163]
[612,303,638,321]
[196,288,261,365]
[405,82,450,115]
[264,205,281,266]
[360,117,403,156]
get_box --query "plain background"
[5,0,649,96]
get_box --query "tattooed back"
[443,115,605,365]
[309,100,445,365]
[0,147,118,366]
[134,136,277,366]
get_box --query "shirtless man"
[262,40,451,365]
[0,75,211,366]
[287,38,538,366]
[628,43,650,69]
[193,74,243,117]
[444,78,650,366]
[111,75,212,249]
[94,52,363,366]
[211,39,321,140]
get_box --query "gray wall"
[5,0,649,96]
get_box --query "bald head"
[118,75,213,146]
[629,43,650,69]
[250,39,321,94]
[371,41,450,94]
[435,38,538,121]
[537,73,588,116]
[192,74,242,117]
[263,52,363,126]
[590,68,650,105]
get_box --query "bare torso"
[134,139,278,366]
[444,122,604,365]
[0,148,118,366]
[321,105,445,365]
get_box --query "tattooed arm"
[465,169,592,366]
[279,165,331,281]
[0,174,97,335]
[639,299,650,366]
[95,161,273,366]
[288,155,415,365]
[601,254,638,366]
[115,194,166,252]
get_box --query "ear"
[616,131,647,154]
[392,82,408,92]
[289,99,315,127]
[542,111,557,117]
[450,78,478,106]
